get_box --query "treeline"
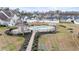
[1,7,79,18]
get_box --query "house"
[0,9,19,26]
[26,19,37,23]
[24,16,28,21]
[8,14,19,26]
[11,18,31,34]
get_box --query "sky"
[10,7,79,12]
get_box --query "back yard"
[38,23,79,51]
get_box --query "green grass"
[7,26,17,29]
[0,26,25,51]
[2,43,16,51]
[0,26,7,30]
[51,42,59,50]
[38,23,79,51]
[17,37,24,44]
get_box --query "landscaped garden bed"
[19,33,32,51]
[32,32,40,51]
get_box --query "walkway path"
[26,31,37,51]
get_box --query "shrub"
[59,25,66,28]
[70,30,73,33]
[5,30,13,35]
[67,28,73,30]
[77,32,79,38]
[32,32,40,51]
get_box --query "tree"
[55,10,61,22]
[4,7,10,11]
[14,8,20,12]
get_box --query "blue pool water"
[29,26,55,31]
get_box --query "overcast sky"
[10,7,79,12]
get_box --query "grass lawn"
[38,23,79,51]
[0,26,25,51]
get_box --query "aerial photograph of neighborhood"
[0,7,79,51]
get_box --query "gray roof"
[0,12,8,20]
[0,10,16,21]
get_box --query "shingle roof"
[0,10,15,21]
[3,10,13,17]
[0,12,8,20]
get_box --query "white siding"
[8,14,19,26]
[0,19,9,26]
[27,19,59,24]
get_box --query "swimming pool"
[29,26,56,32]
